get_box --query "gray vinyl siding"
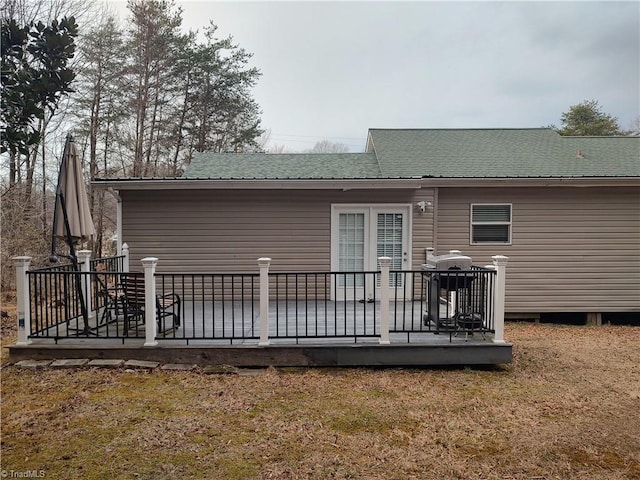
[411,190,435,268]
[121,189,431,274]
[436,186,640,313]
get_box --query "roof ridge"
[191,152,374,157]
[562,135,640,139]
[367,127,555,132]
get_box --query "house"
[95,128,640,324]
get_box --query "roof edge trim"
[91,178,423,191]
[420,177,640,188]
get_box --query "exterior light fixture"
[417,201,432,213]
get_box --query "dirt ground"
[1,297,639,479]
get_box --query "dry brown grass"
[1,301,639,479]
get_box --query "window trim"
[470,203,512,245]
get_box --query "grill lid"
[423,252,472,271]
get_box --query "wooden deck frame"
[7,342,513,367]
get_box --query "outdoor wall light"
[417,201,432,213]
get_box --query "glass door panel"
[376,213,405,288]
[332,205,411,301]
[338,213,365,289]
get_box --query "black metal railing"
[28,264,84,338]
[89,255,125,314]
[388,267,496,341]
[386,270,426,334]
[90,255,125,274]
[28,255,130,340]
[156,273,259,343]
[25,262,497,344]
[269,271,380,342]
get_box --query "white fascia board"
[421,177,640,188]
[364,131,375,153]
[91,178,423,191]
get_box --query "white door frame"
[330,204,412,301]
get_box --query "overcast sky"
[113,1,640,152]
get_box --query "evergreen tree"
[186,22,262,155]
[555,100,624,136]
[1,16,78,161]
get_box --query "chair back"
[122,273,145,310]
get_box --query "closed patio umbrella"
[52,134,96,245]
[50,134,96,334]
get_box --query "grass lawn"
[1,300,639,479]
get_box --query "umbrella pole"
[60,193,89,335]
[59,191,91,335]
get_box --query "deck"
[12,256,511,366]
[9,300,512,367]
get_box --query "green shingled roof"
[183,153,382,179]
[182,129,639,180]
[368,128,640,178]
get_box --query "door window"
[338,213,365,287]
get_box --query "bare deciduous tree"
[305,140,350,153]
[1,0,266,289]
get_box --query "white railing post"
[142,257,158,346]
[122,243,130,273]
[258,257,271,346]
[77,250,92,318]
[379,256,391,345]
[13,256,32,345]
[448,251,462,315]
[491,255,509,344]
[484,264,497,330]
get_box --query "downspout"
[432,187,439,255]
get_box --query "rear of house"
[96,128,640,322]
[434,185,639,318]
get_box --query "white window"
[470,204,512,244]
[338,213,366,287]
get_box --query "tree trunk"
[9,151,17,186]
[172,71,191,174]
[41,132,48,235]
[133,63,149,177]
[89,70,102,187]
[144,74,161,176]
[24,145,36,205]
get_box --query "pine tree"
[556,100,624,136]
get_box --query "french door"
[331,205,411,301]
